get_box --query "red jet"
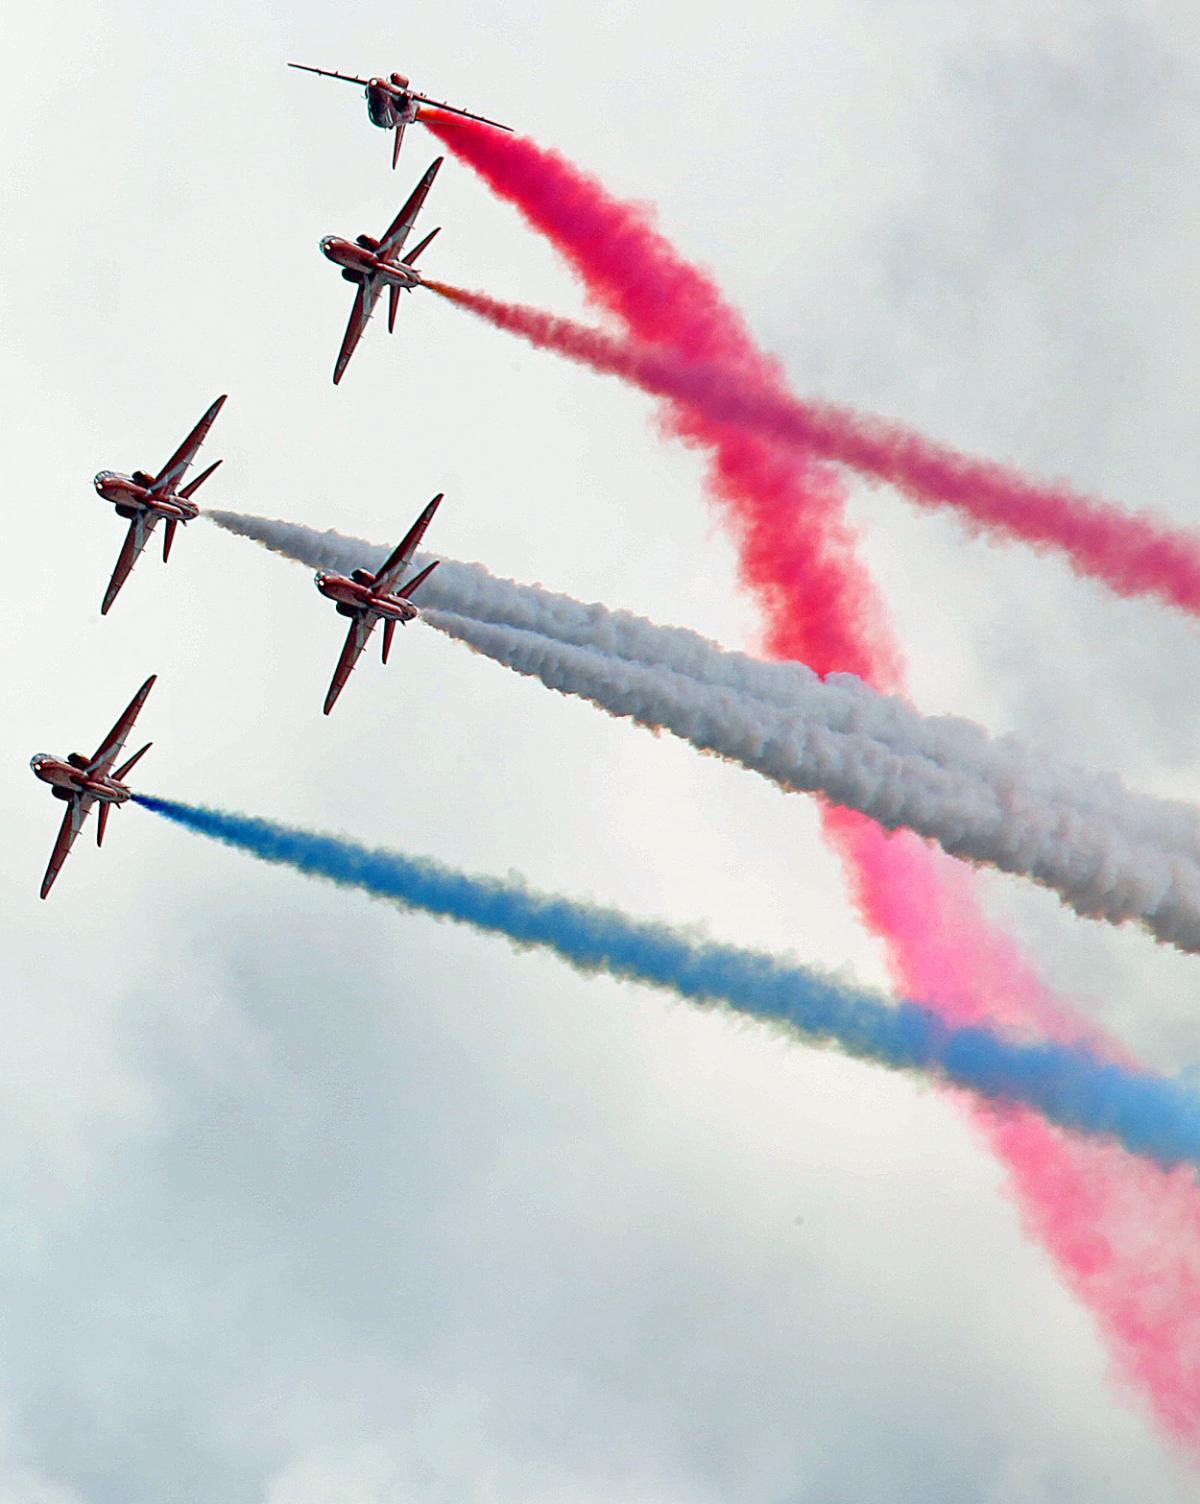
[315,496,442,715]
[288,62,511,168]
[320,159,443,385]
[30,675,156,898]
[94,395,226,614]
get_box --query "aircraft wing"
[377,158,442,261]
[86,674,158,777]
[333,277,385,385]
[288,62,372,87]
[41,795,95,899]
[151,394,227,497]
[371,494,444,594]
[412,95,513,132]
[324,613,378,715]
[101,513,160,615]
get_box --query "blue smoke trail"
[135,792,1200,1175]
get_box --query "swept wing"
[410,95,511,132]
[86,674,158,776]
[40,795,95,899]
[101,514,159,615]
[150,395,227,497]
[287,62,372,87]
[324,614,378,715]
[333,279,387,386]
[378,158,442,261]
[371,495,444,594]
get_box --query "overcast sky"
[3,1,1200,1500]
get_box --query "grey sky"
[2,0,1199,1499]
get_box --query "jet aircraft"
[288,62,511,168]
[320,159,443,385]
[94,395,226,614]
[30,675,156,898]
[315,496,442,715]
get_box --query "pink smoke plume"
[427,279,1200,623]
[426,112,1200,1443]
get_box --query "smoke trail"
[421,116,1200,1443]
[422,608,1200,955]
[205,510,1200,881]
[427,278,1200,624]
[421,122,899,684]
[133,792,1200,1175]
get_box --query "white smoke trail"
[205,510,1200,952]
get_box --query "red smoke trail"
[427,280,1200,622]
[426,115,1200,1441]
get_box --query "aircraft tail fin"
[388,283,401,334]
[114,742,152,782]
[382,617,397,664]
[180,458,222,500]
[97,802,110,848]
[392,121,406,169]
[399,560,438,600]
[163,520,177,562]
[406,226,440,265]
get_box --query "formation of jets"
[34,65,509,896]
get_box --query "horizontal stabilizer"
[399,559,438,599]
[406,226,440,264]
[180,458,222,500]
[115,741,152,782]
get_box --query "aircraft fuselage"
[29,755,132,804]
[366,77,421,130]
[93,471,198,523]
[319,237,422,288]
[315,572,421,624]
